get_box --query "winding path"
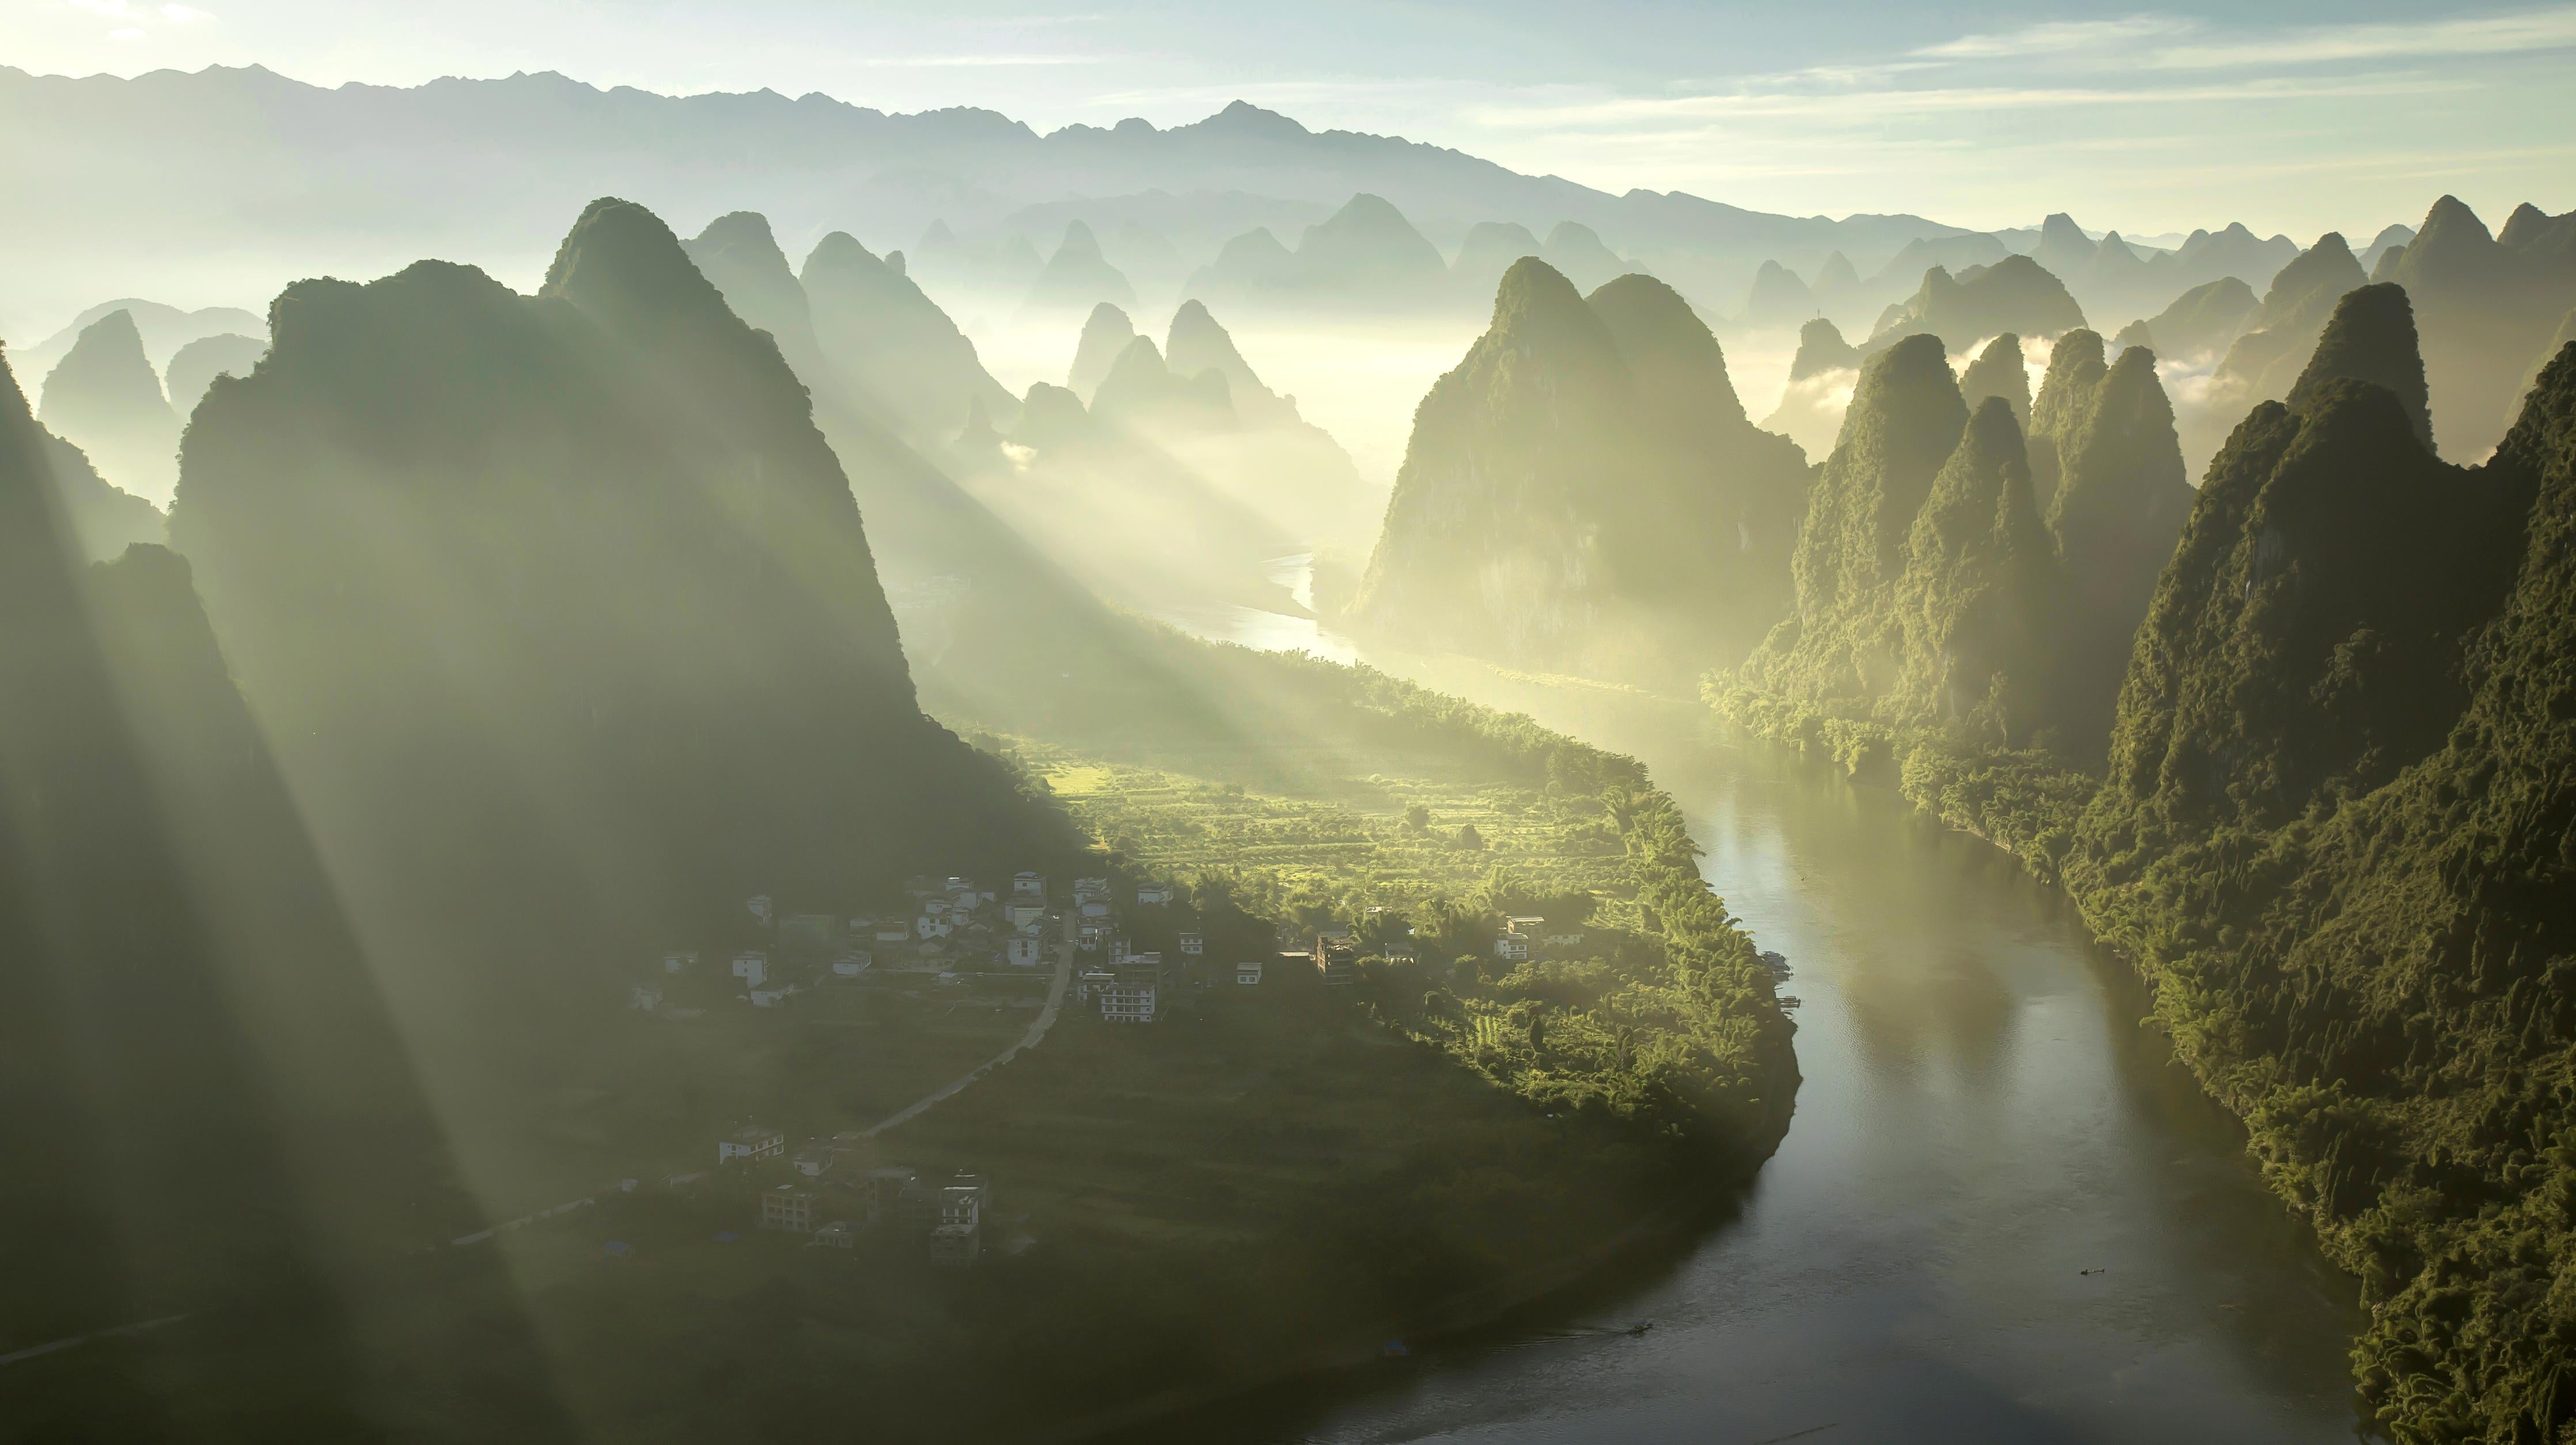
[859,913,1078,1139]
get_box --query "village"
[590,868,1597,1271]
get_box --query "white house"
[629,981,665,1011]
[1493,934,1531,963]
[1007,902,1045,928]
[831,953,871,977]
[661,950,698,974]
[746,894,774,925]
[1100,953,1166,1023]
[749,980,800,1008]
[730,951,769,988]
[1006,936,1043,966]
[1178,931,1204,957]
[1012,871,1046,901]
[1137,884,1173,907]
[718,1123,786,1164]
[876,926,912,946]
[1236,961,1264,985]
[792,1143,835,1178]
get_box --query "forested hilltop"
[1711,262,2576,1439]
[1353,257,1806,688]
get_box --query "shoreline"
[1039,1084,1797,1445]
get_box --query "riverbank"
[934,649,1799,1442]
[1043,647,2372,1443]
[1702,670,2554,1443]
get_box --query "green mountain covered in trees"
[1728,324,2185,760]
[1354,259,1808,685]
[2063,336,2576,1445]
[1722,233,2576,1438]
[168,198,1066,1033]
[0,342,553,1438]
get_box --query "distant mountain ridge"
[0,62,1980,326]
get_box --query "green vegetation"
[1717,326,2576,1443]
[1355,257,1809,687]
[170,198,1076,1040]
[2285,282,2433,449]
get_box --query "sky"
[5,0,2573,236]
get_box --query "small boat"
[1626,1321,1654,1337]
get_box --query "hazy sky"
[7,0,2573,236]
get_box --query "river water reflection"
[1124,595,2378,1445]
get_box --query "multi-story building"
[717,1122,786,1164]
[1100,953,1168,1023]
[759,1185,817,1234]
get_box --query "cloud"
[1915,15,2195,60]
[2145,5,2576,68]
[858,52,1119,67]
[1468,74,2464,129]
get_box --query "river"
[1122,584,2379,1445]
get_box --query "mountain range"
[0,63,1983,338]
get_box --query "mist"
[6,28,2576,1445]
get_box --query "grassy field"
[1024,740,1632,924]
[12,642,1792,1445]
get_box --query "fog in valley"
[5,7,2575,1444]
